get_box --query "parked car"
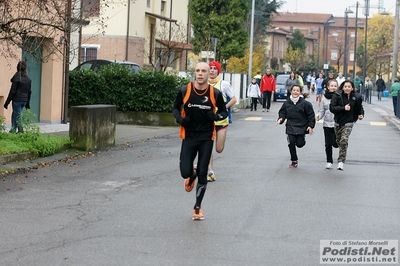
[274,73,290,101]
[73,59,141,73]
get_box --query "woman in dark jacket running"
[3,61,32,133]
[277,84,316,168]
[329,80,364,170]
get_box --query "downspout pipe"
[125,0,131,61]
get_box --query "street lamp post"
[391,0,400,83]
[248,0,255,85]
[324,19,335,76]
[353,2,360,79]
[344,8,354,79]
[362,0,370,103]
[211,37,218,60]
[312,27,321,73]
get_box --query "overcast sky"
[279,0,397,17]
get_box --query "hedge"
[69,64,189,112]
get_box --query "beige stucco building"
[1,0,191,125]
[79,0,191,71]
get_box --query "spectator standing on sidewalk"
[364,76,373,102]
[390,78,400,116]
[260,68,276,112]
[172,62,227,220]
[376,75,386,101]
[353,75,363,92]
[329,80,364,171]
[3,61,32,133]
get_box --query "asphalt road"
[1,98,399,266]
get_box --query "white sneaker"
[262,109,266,112]
[325,163,333,169]
[337,162,344,170]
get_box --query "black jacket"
[322,77,335,89]
[329,90,364,126]
[5,72,32,105]
[278,97,316,135]
[376,78,386,91]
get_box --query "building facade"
[79,0,191,71]
[271,12,365,76]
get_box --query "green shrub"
[69,65,189,112]
[0,112,72,156]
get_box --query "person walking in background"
[390,78,400,116]
[306,72,312,89]
[260,68,276,112]
[322,71,335,90]
[376,75,386,101]
[253,71,262,87]
[315,73,324,106]
[248,78,260,111]
[296,72,304,88]
[353,74,363,92]
[329,80,364,171]
[316,79,339,169]
[277,84,315,168]
[207,60,237,182]
[172,62,227,220]
[336,72,345,87]
[285,71,299,96]
[364,76,373,102]
[3,61,32,133]
[310,73,316,94]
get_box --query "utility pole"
[391,0,399,83]
[248,0,255,85]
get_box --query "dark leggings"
[180,139,213,184]
[323,127,338,163]
[251,97,258,110]
[287,134,306,161]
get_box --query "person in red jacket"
[260,68,276,112]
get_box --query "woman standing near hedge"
[3,61,32,133]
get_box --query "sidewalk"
[0,124,179,172]
[366,96,400,130]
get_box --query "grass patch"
[0,111,72,157]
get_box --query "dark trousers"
[377,90,383,100]
[287,134,306,161]
[323,127,338,163]
[11,101,26,133]
[393,96,398,116]
[251,97,258,110]
[180,139,213,184]
[262,91,272,109]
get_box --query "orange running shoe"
[185,177,196,192]
[192,206,204,220]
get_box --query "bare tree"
[136,21,189,72]
[0,0,134,63]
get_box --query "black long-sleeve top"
[172,83,227,141]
